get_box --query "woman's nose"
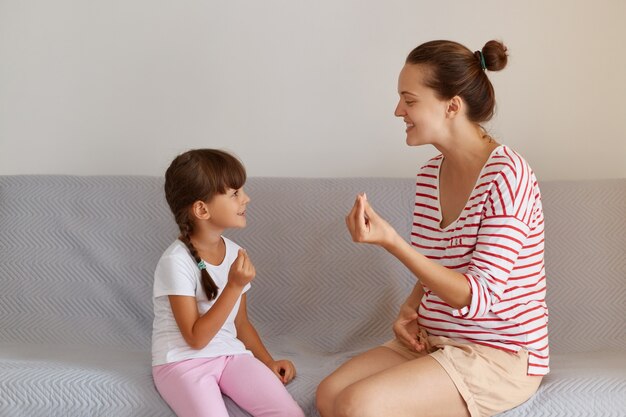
[394,101,404,117]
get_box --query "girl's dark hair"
[406,39,508,123]
[164,149,246,300]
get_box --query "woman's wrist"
[381,229,404,252]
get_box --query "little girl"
[152,149,304,417]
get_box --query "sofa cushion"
[0,344,171,417]
[0,342,354,417]
[498,351,626,416]
[3,343,624,417]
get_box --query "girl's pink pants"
[153,355,304,417]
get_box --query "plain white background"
[1,0,625,180]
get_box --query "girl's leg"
[333,355,470,417]
[219,354,305,417]
[316,346,410,417]
[152,357,230,417]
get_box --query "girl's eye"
[232,190,239,197]
[405,101,415,106]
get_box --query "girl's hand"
[267,359,296,384]
[227,249,256,288]
[345,193,398,249]
[393,303,429,352]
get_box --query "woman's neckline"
[435,144,504,231]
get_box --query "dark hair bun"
[482,40,508,72]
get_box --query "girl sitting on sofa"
[151,149,304,417]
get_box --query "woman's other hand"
[393,302,428,352]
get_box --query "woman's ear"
[446,96,463,119]
[191,201,211,220]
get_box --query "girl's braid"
[179,220,219,300]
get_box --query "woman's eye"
[406,101,415,106]
[232,191,239,197]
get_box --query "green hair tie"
[197,260,207,270]
[477,50,487,70]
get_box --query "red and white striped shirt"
[413,145,549,375]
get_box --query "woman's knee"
[333,386,375,417]
[316,376,339,415]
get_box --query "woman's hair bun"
[482,40,508,72]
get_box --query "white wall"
[1,0,625,180]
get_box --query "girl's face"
[394,64,450,147]
[205,187,250,229]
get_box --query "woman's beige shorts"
[383,336,542,417]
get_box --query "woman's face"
[394,64,449,147]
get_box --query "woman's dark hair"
[406,39,508,123]
[164,149,246,300]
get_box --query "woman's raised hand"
[228,249,256,288]
[345,193,397,248]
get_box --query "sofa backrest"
[537,179,626,353]
[1,176,624,354]
[0,176,175,351]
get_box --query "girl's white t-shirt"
[151,237,251,366]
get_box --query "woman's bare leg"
[316,346,411,417]
[334,355,470,417]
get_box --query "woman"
[316,40,548,417]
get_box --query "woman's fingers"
[401,320,418,339]
[352,194,371,242]
[355,194,367,236]
[394,307,424,351]
[395,325,414,346]
[346,193,367,241]
[363,197,377,220]
[346,193,391,245]
[345,195,360,233]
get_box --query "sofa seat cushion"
[0,344,174,417]
[498,351,626,416]
[2,347,625,416]
[0,343,349,417]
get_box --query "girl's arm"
[235,295,296,384]
[169,282,244,349]
[346,194,471,309]
[234,294,273,364]
[170,249,255,350]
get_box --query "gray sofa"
[1,175,625,417]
